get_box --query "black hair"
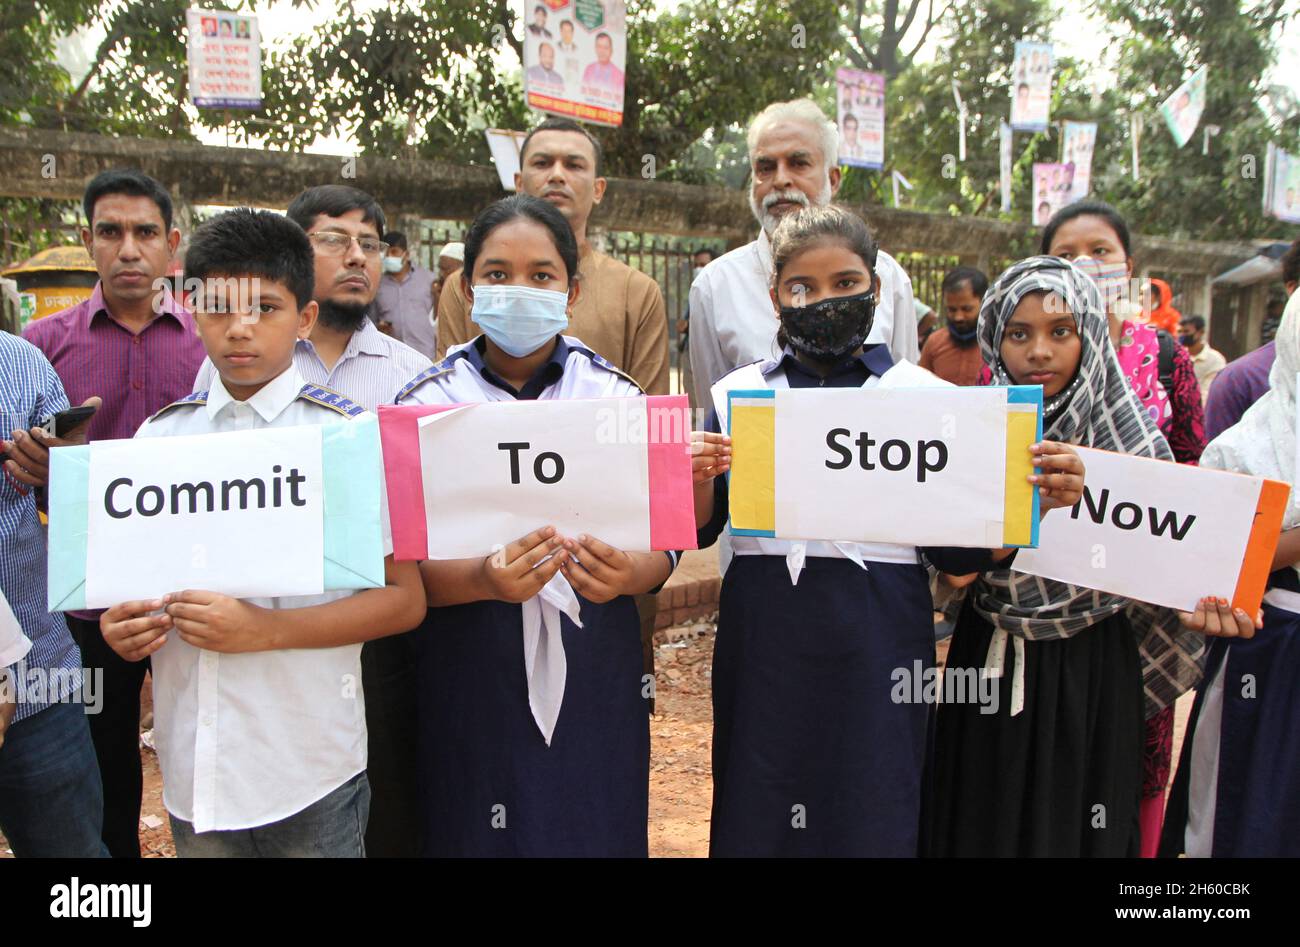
[596,31,612,43]
[1017,82,1030,93]
[1039,199,1132,258]
[1180,314,1206,332]
[286,184,386,238]
[693,247,718,263]
[519,117,604,178]
[462,194,579,286]
[770,204,878,281]
[843,112,858,126]
[534,5,546,14]
[942,265,989,298]
[383,231,408,251]
[82,168,174,231]
[184,208,315,309]
[560,19,573,30]
[1283,237,1300,288]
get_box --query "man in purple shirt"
[21,168,207,857]
[1204,238,1299,441]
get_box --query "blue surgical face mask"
[470,284,570,357]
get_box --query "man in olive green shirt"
[435,118,670,396]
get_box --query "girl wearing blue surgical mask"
[1040,200,1207,857]
[394,194,676,856]
[690,205,1086,857]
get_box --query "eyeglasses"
[308,232,389,258]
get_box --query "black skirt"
[709,554,936,857]
[415,596,650,857]
[926,600,1144,857]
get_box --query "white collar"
[206,365,305,422]
[753,228,773,276]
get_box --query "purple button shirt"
[22,281,206,444]
[1204,340,1276,442]
[23,281,207,619]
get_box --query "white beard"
[749,177,835,236]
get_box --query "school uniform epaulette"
[575,345,644,394]
[296,384,364,417]
[396,360,457,402]
[149,390,208,422]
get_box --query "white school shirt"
[194,317,432,413]
[687,228,920,410]
[717,354,934,581]
[136,366,391,832]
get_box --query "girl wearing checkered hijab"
[927,256,1254,857]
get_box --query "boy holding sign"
[98,210,425,857]
[395,195,677,857]
[927,256,1255,858]
[690,206,1086,857]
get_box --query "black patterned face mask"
[779,290,876,361]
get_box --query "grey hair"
[746,98,839,169]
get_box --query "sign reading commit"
[726,385,1043,549]
[378,396,697,560]
[47,420,386,610]
[1013,446,1289,614]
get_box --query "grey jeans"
[169,771,370,858]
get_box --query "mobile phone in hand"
[39,405,98,439]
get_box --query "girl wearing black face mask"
[688,205,1084,856]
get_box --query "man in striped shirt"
[23,169,207,858]
[0,333,107,857]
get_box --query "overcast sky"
[55,0,1300,154]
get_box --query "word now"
[105,466,309,518]
[825,429,949,482]
[1070,486,1196,540]
[498,442,565,484]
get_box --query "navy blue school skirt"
[1161,601,1300,857]
[709,554,935,857]
[415,596,650,857]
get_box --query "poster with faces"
[522,0,626,128]
[1061,121,1097,203]
[1010,41,1054,132]
[1032,162,1075,226]
[836,68,885,170]
[186,7,261,108]
[1159,65,1207,149]
[1264,144,1300,225]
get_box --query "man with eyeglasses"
[192,185,431,859]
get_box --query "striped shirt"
[24,281,207,622]
[193,317,432,412]
[0,332,82,721]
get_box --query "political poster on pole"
[484,129,529,191]
[1061,121,1097,202]
[1159,65,1208,149]
[186,7,262,109]
[1263,143,1300,224]
[1032,162,1075,226]
[1010,41,1054,132]
[836,68,885,170]
[522,0,626,128]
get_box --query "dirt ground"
[2,621,1191,858]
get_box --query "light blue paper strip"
[1006,384,1045,548]
[47,445,90,611]
[322,416,385,590]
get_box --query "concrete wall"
[1,128,1262,277]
